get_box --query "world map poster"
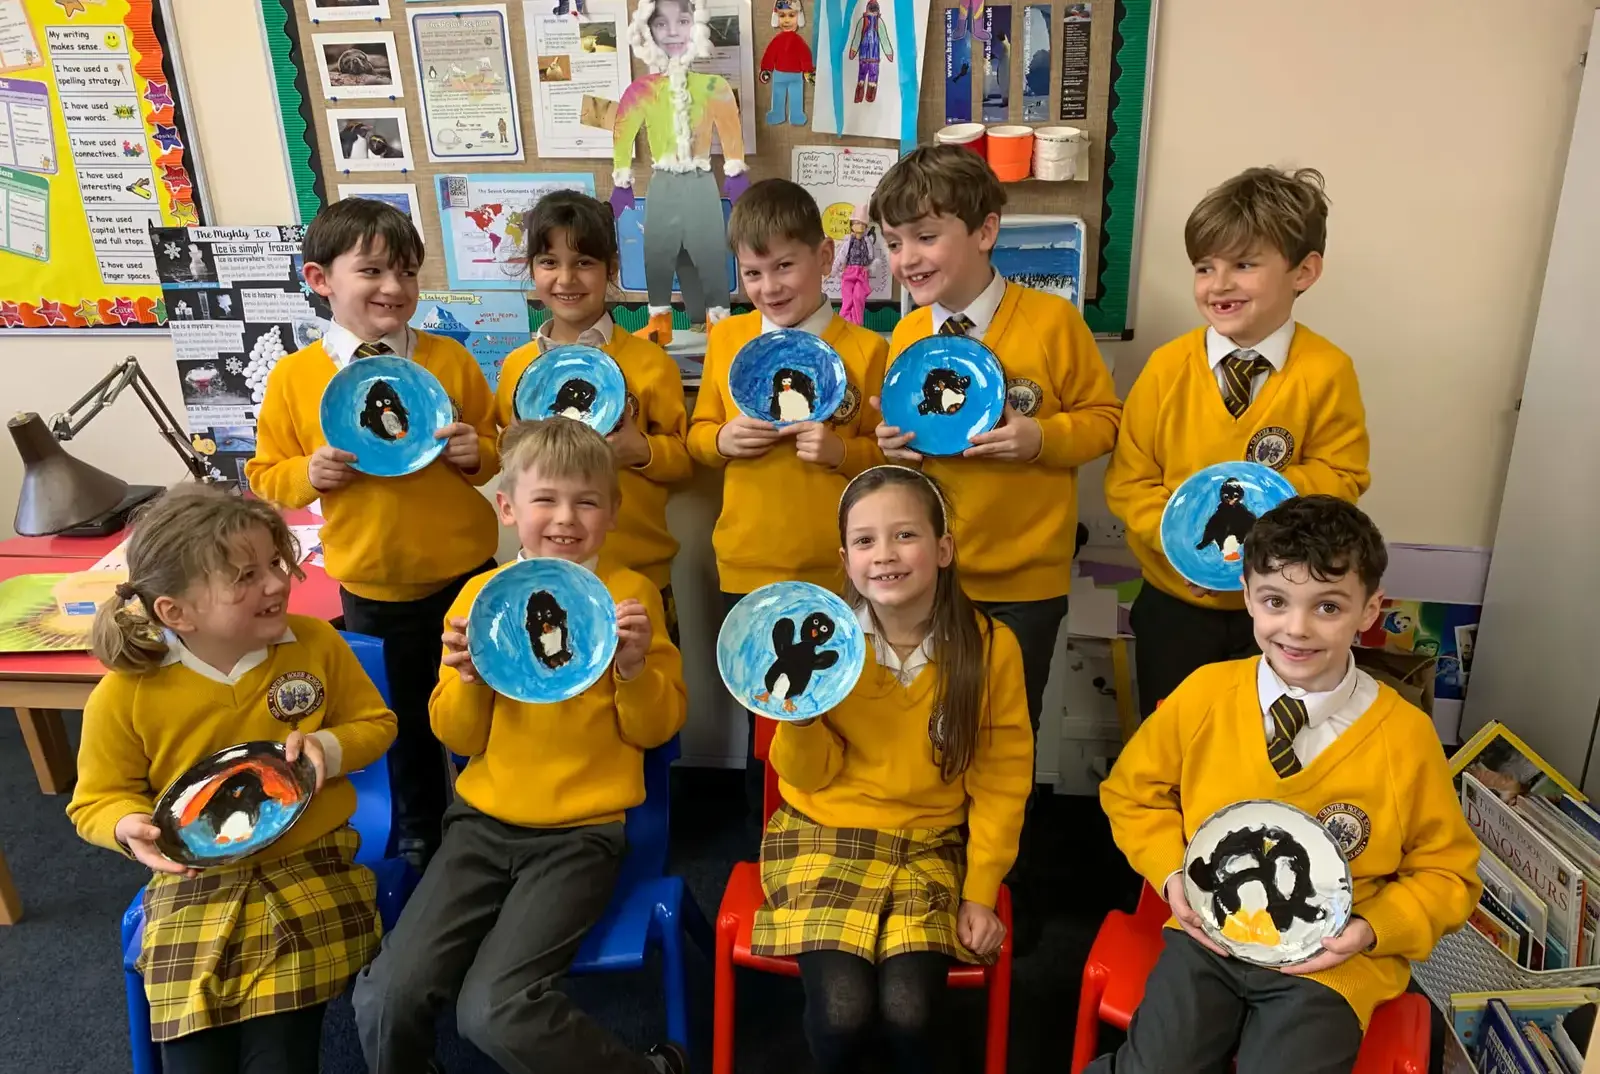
[433,171,595,290]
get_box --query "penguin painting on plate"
[917,368,970,415]
[1195,477,1256,562]
[177,760,301,847]
[359,380,409,441]
[754,611,839,713]
[1186,824,1324,947]
[525,588,573,669]
[549,378,597,421]
[770,367,816,422]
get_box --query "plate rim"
[318,353,453,477]
[880,336,1007,457]
[466,557,620,705]
[151,740,316,868]
[511,343,628,431]
[715,581,867,723]
[727,329,849,427]
[1158,460,1298,592]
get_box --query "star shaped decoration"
[170,200,198,226]
[38,299,67,326]
[54,0,87,16]
[140,296,167,325]
[143,80,174,112]
[161,163,191,193]
[109,297,140,326]
[75,299,102,325]
[0,301,24,328]
[152,124,182,153]
[151,298,168,325]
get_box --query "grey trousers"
[1084,931,1364,1074]
[352,799,660,1074]
[642,169,730,318]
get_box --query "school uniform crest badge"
[928,705,947,754]
[267,671,326,724]
[1246,426,1294,470]
[1316,802,1371,860]
[1004,377,1043,416]
[829,382,862,425]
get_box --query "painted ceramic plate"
[1159,461,1297,592]
[717,582,866,722]
[879,336,1007,457]
[468,558,619,704]
[152,741,317,868]
[728,330,848,427]
[1182,799,1354,967]
[319,354,453,477]
[512,344,628,434]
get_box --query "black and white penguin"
[769,367,817,423]
[1195,477,1256,562]
[754,611,840,713]
[177,761,298,847]
[916,368,970,416]
[1186,823,1324,943]
[549,378,598,421]
[525,589,572,669]
[358,380,409,441]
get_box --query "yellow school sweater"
[688,310,888,593]
[431,558,686,828]
[496,329,691,589]
[1099,658,1480,1028]
[246,332,501,602]
[1104,324,1371,610]
[68,616,398,865]
[890,283,1121,602]
[770,616,1034,907]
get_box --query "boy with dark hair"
[247,198,500,869]
[1105,166,1371,717]
[1092,495,1479,1074]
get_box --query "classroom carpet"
[0,711,1448,1073]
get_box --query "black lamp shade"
[9,411,129,536]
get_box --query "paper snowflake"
[163,241,182,260]
[225,357,244,375]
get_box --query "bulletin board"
[0,0,210,331]
[258,0,1153,338]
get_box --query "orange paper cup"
[985,125,1034,182]
[935,122,987,157]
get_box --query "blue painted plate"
[512,344,628,434]
[468,558,619,704]
[1160,461,1297,592]
[716,582,866,722]
[879,336,1006,457]
[728,330,847,427]
[319,355,453,477]
[153,741,316,868]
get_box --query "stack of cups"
[1032,126,1087,181]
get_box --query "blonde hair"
[869,144,1006,231]
[90,486,303,675]
[498,417,621,503]
[1185,166,1330,266]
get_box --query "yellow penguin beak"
[1221,907,1281,947]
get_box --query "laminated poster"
[409,289,532,389]
[522,0,631,158]
[409,3,525,162]
[1058,1,1089,121]
[434,171,596,289]
[1020,2,1048,120]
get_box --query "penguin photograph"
[549,378,598,420]
[524,588,573,670]
[769,367,817,423]
[1186,823,1325,949]
[916,368,971,416]
[1194,477,1257,562]
[172,757,305,853]
[754,611,840,713]
[358,379,410,441]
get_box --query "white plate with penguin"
[877,335,1007,457]
[727,330,848,427]
[1182,799,1353,967]
[152,741,317,868]
[717,582,866,721]
[512,344,628,433]
[467,558,619,704]
[1159,461,1297,592]
[320,354,454,477]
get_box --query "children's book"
[1476,998,1550,1073]
[1556,795,1600,845]
[1480,848,1551,970]
[1515,796,1600,966]
[1452,989,1600,1050]
[1454,721,1583,802]
[1472,888,1531,965]
[1523,1022,1566,1073]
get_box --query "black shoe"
[646,1041,689,1074]
[397,836,433,873]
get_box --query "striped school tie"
[1265,695,1310,777]
[939,313,975,337]
[354,340,393,358]
[1220,349,1270,417]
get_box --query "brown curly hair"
[1242,494,1387,596]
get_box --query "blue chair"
[121,631,416,1074]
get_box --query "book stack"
[1463,996,1593,1073]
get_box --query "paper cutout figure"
[947,0,989,41]
[754,612,840,713]
[829,204,886,324]
[612,0,749,346]
[847,0,895,103]
[760,0,814,126]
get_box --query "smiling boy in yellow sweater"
[1105,167,1371,717]
[1092,496,1478,1074]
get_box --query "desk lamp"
[9,356,218,537]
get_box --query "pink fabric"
[840,264,870,324]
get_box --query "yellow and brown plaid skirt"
[137,826,381,1042]
[752,805,983,965]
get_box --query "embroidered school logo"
[928,705,947,752]
[1316,802,1371,860]
[1004,377,1043,417]
[267,671,325,724]
[1246,426,1295,471]
[830,383,862,425]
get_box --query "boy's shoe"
[642,310,674,346]
[646,1042,689,1074]
[397,836,433,873]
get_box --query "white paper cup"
[935,123,988,155]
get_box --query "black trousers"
[339,557,497,858]
[659,583,680,648]
[159,1004,326,1074]
[1083,930,1362,1074]
[1128,583,1257,718]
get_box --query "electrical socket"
[1087,516,1126,546]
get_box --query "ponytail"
[90,583,169,674]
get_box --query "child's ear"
[817,236,835,268]
[150,594,191,634]
[936,532,954,569]
[303,261,333,298]
[494,489,516,525]
[1356,586,1384,633]
[1291,251,1324,295]
[976,212,1001,254]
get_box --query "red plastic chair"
[713,718,1013,1074]
[1070,883,1432,1073]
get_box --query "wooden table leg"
[0,845,19,925]
[15,706,75,794]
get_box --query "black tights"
[159,1004,326,1074]
[796,950,951,1074]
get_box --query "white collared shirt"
[1258,652,1379,767]
[323,321,417,370]
[535,311,615,353]
[855,604,933,687]
[760,296,835,337]
[932,270,1007,339]
[1205,319,1296,403]
[516,548,599,574]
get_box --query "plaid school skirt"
[137,826,381,1042]
[752,805,984,965]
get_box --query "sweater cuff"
[612,169,634,188]
[1359,891,1431,959]
[311,729,344,779]
[1034,413,1076,469]
[723,158,749,176]
[284,457,319,509]
[962,861,1006,909]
